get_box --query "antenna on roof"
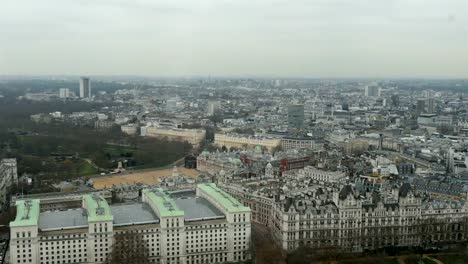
[22,200,32,220]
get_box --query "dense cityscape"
[1,0,468,263]
[0,77,468,264]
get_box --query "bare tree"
[105,232,151,264]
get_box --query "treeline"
[1,122,191,172]
[0,79,132,97]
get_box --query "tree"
[105,232,150,264]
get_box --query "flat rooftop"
[10,199,40,228]
[172,192,225,222]
[143,188,184,217]
[38,209,88,231]
[111,203,159,226]
[198,183,251,213]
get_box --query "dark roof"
[399,183,412,197]
[371,192,381,204]
[339,185,353,200]
[284,197,295,212]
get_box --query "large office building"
[79,77,91,98]
[142,126,206,147]
[287,104,304,131]
[214,133,281,153]
[9,183,251,264]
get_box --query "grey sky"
[1,0,467,78]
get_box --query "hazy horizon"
[1,0,467,78]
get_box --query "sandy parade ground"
[91,167,200,189]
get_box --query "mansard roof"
[399,183,412,197]
[339,185,353,200]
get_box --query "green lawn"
[76,160,99,176]
[103,145,135,157]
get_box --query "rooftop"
[143,188,184,217]
[172,192,225,222]
[111,203,160,226]
[83,194,113,222]
[198,183,250,213]
[10,199,40,228]
[38,209,88,231]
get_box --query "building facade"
[287,104,304,131]
[143,126,206,147]
[270,184,468,252]
[281,138,316,151]
[9,184,251,264]
[214,133,281,152]
[79,77,91,98]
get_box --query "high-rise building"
[207,101,221,116]
[416,99,426,114]
[364,85,381,97]
[391,95,400,107]
[79,77,91,98]
[288,104,304,131]
[426,98,436,113]
[59,88,70,98]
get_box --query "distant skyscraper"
[207,101,221,116]
[391,95,400,107]
[416,99,426,114]
[79,77,91,98]
[364,85,381,97]
[59,88,70,98]
[288,104,304,131]
[426,98,436,114]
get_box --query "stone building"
[9,184,251,264]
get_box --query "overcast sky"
[0,0,467,78]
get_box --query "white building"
[214,133,281,152]
[207,101,221,116]
[121,124,138,135]
[9,184,251,264]
[288,166,347,184]
[270,183,467,252]
[0,159,18,209]
[143,126,206,147]
[59,88,70,98]
[281,138,316,151]
[447,147,468,174]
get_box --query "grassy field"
[19,155,98,180]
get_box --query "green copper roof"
[10,199,40,228]
[197,183,250,213]
[255,145,262,153]
[83,194,113,222]
[143,188,184,217]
